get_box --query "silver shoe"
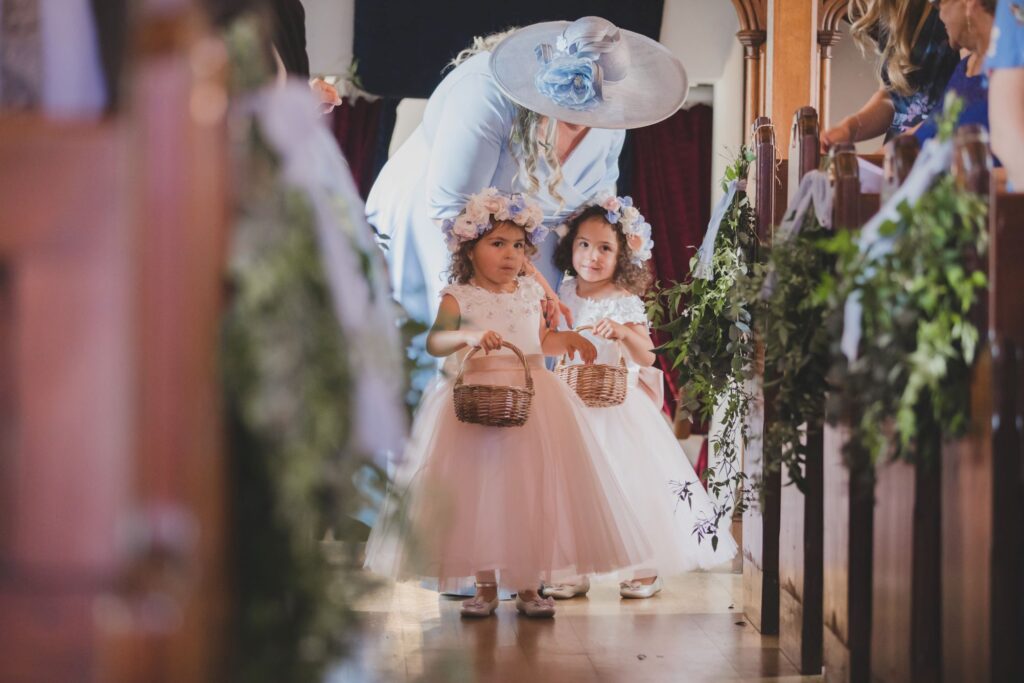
[540,575,591,600]
[515,593,556,618]
[460,582,500,618]
[619,575,663,599]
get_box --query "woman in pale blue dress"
[366,16,688,324]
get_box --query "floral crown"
[554,194,654,265]
[441,188,547,253]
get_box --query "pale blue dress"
[366,51,625,320]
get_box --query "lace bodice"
[558,277,649,369]
[440,276,545,371]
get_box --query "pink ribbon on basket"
[636,366,665,409]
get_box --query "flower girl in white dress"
[542,196,737,600]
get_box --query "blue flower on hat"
[534,55,602,111]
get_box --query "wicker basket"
[453,341,535,427]
[555,325,628,407]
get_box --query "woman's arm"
[822,87,896,149]
[596,130,627,193]
[426,294,501,357]
[523,262,573,328]
[990,68,1024,188]
[425,73,511,220]
[592,319,656,367]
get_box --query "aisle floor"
[329,571,825,683]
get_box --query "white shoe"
[515,593,556,618]
[619,575,663,599]
[540,575,591,600]
[460,583,499,618]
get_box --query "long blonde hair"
[848,0,930,97]
[447,30,566,207]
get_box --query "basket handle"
[555,325,627,369]
[453,340,534,391]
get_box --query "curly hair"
[447,220,538,284]
[552,206,653,295]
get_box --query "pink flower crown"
[441,188,548,252]
[554,193,654,265]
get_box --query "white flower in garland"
[441,188,548,252]
[555,193,655,266]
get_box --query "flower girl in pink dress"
[365,189,652,618]
[541,195,737,601]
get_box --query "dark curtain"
[621,103,713,421]
[353,0,664,98]
[330,98,399,200]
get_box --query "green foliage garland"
[650,149,758,542]
[755,210,834,492]
[219,16,403,682]
[823,95,988,466]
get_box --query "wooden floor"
[328,571,824,683]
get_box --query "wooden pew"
[942,127,1024,683]
[867,135,952,683]
[0,4,230,682]
[744,115,781,635]
[775,106,824,675]
[822,143,878,683]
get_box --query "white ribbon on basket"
[693,178,746,280]
[252,81,408,461]
[839,137,954,361]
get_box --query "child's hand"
[563,332,597,364]
[593,317,628,341]
[468,329,503,353]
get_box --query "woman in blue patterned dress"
[822,0,960,147]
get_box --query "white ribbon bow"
[694,179,746,280]
[839,138,954,360]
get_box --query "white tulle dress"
[558,278,738,576]
[364,276,654,590]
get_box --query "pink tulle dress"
[364,275,653,590]
[557,278,738,577]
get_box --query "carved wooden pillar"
[817,30,841,129]
[738,30,767,131]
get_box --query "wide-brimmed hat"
[489,16,688,129]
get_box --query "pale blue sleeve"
[986,0,1024,71]
[597,130,626,195]
[425,73,515,220]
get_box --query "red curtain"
[330,97,398,200]
[628,103,713,423]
